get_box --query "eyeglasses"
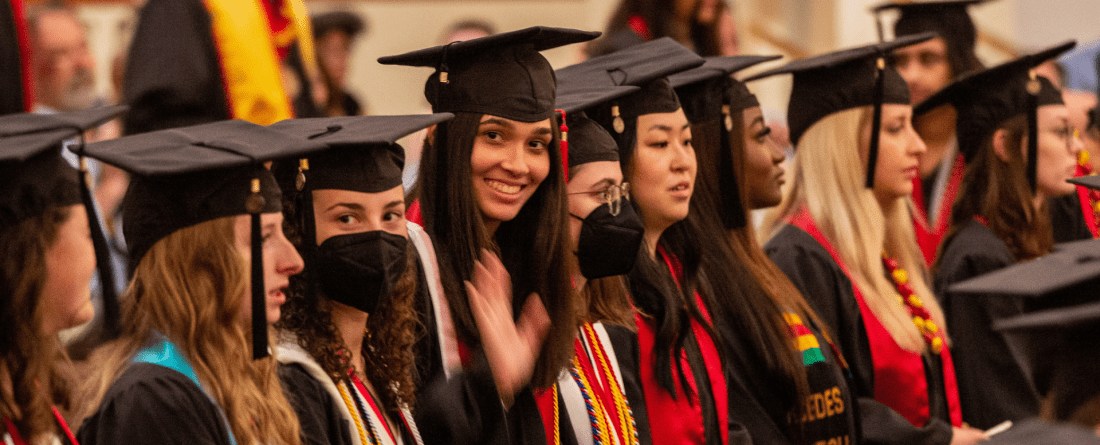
[568,182,630,216]
[1051,126,1080,152]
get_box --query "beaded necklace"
[882,253,943,354]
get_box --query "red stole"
[631,250,729,445]
[534,324,635,445]
[11,0,33,111]
[912,154,965,266]
[1072,161,1100,238]
[789,210,963,428]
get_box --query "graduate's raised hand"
[950,426,988,445]
[465,249,550,405]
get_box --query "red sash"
[534,324,635,445]
[789,210,962,428]
[912,154,965,266]
[1073,162,1100,238]
[631,250,729,445]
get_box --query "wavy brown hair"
[77,217,301,445]
[276,187,422,413]
[939,115,1053,264]
[0,206,75,444]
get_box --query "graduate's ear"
[992,128,1011,162]
[425,124,437,146]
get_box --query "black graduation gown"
[765,224,954,445]
[984,419,1100,445]
[716,313,859,445]
[608,315,734,445]
[410,265,558,445]
[1048,193,1094,243]
[122,0,319,136]
[933,220,1040,429]
[77,363,234,445]
[278,363,354,445]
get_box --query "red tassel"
[558,109,569,182]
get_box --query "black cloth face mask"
[572,199,645,279]
[312,230,408,314]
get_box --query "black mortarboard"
[378,26,599,123]
[669,55,782,229]
[268,113,452,277]
[670,55,782,123]
[994,300,1100,420]
[947,237,1100,312]
[81,120,327,359]
[555,37,705,90]
[555,37,703,161]
[746,33,934,188]
[1068,174,1100,191]
[871,0,991,42]
[0,106,123,226]
[0,106,127,345]
[269,114,453,194]
[580,78,686,179]
[311,10,366,39]
[555,79,640,170]
[916,41,1075,190]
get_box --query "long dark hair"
[417,112,577,389]
[938,115,1052,266]
[894,10,985,79]
[589,0,728,57]
[589,105,730,399]
[0,206,74,442]
[691,113,822,430]
[276,185,423,413]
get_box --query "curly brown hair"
[276,187,423,414]
[0,206,74,443]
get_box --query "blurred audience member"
[312,10,366,116]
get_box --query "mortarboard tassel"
[1027,70,1040,193]
[718,104,747,229]
[66,154,122,360]
[558,110,568,182]
[865,57,887,189]
[612,105,625,134]
[246,175,269,360]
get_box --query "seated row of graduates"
[2,25,1094,445]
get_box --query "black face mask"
[572,199,645,279]
[312,230,408,314]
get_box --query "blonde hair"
[77,216,301,445]
[760,107,947,353]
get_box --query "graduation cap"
[311,10,366,39]
[1068,174,1100,191]
[947,237,1100,313]
[378,26,599,123]
[668,55,782,229]
[555,75,641,172]
[80,119,328,359]
[915,41,1075,191]
[0,105,127,341]
[555,37,705,90]
[994,300,1100,420]
[268,113,452,272]
[745,33,935,188]
[555,37,704,140]
[871,0,992,42]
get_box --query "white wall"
[69,0,1100,119]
